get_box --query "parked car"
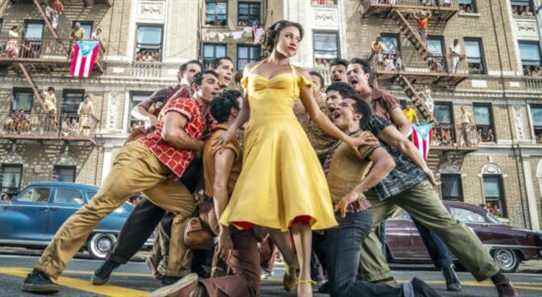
[385,201,542,273]
[0,181,134,259]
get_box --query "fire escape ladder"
[397,75,434,123]
[392,9,430,62]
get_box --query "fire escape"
[361,0,476,173]
[0,0,110,144]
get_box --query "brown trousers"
[35,142,196,279]
[200,229,260,297]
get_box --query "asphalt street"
[0,252,542,297]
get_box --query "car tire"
[88,233,116,259]
[492,248,520,273]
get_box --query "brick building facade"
[1,0,541,230]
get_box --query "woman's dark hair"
[47,87,55,92]
[192,70,219,86]
[179,59,203,74]
[261,20,304,56]
[210,57,233,70]
[210,93,240,123]
[308,71,325,88]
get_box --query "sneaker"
[22,269,60,294]
[492,272,519,297]
[442,264,462,292]
[92,260,120,285]
[495,280,519,297]
[149,273,199,297]
[410,277,442,297]
[318,281,330,294]
[372,276,400,287]
[160,276,182,286]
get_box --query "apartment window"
[311,0,338,7]
[511,0,534,17]
[473,103,496,142]
[128,92,153,132]
[238,2,261,26]
[380,34,399,55]
[22,21,44,58]
[1,164,22,194]
[23,21,44,41]
[313,31,339,64]
[53,165,76,182]
[464,38,486,74]
[518,41,541,76]
[136,25,163,62]
[61,90,84,128]
[441,174,463,201]
[483,175,507,217]
[434,102,455,144]
[206,0,228,26]
[11,89,34,113]
[459,0,477,13]
[202,43,227,69]
[530,104,542,142]
[427,36,447,72]
[73,21,93,40]
[237,44,261,70]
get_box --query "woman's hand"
[212,128,236,153]
[346,132,379,158]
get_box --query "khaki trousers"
[359,181,500,282]
[35,142,196,279]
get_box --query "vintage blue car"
[0,181,134,259]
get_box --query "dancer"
[149,91,257,297]
[323,83,442,297]
[347,58,462,290]
[216,20,370,297]
[22,71,221,294]
[92,60,203,286]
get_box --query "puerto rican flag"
[411,123,433,161]
[70,40,101,79]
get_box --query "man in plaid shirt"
[22,71,222,294]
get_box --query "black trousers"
[106,157,202,264]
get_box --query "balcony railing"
[362,0,459,19]
[476,125,496,143]
[0,37,104,68]
[431,123,455,146]
[129,62,163,79]
[1,112,96,142]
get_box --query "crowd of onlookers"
[511,4,535,17]
[2,89,97,137]
[368,0,452,6]
[524,65,542,77]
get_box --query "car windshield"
[485,212,502,224]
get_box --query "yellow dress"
[220,65,338,231]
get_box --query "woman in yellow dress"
[217,20,370,297]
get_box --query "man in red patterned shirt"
[22,71,222,294]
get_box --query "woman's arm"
[297,70,377,150]
[378,125,437,185]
